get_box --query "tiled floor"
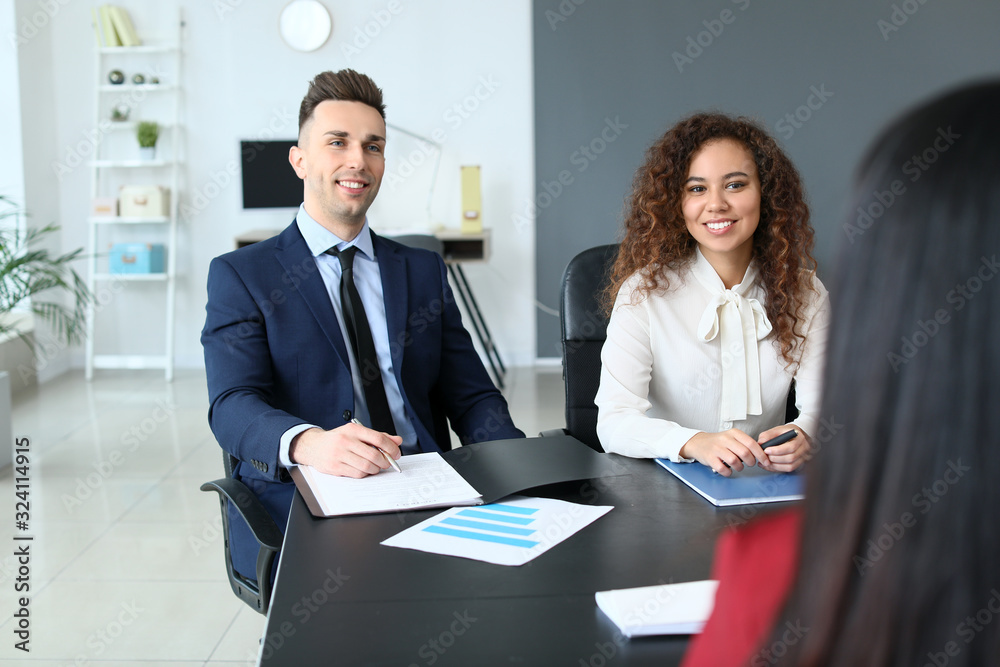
[0,365,564,665]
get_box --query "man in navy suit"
[201,69,523,581]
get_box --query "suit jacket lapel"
[373,233,407,382]
[273,223,352,370]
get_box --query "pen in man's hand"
[351,418,402,473]
[760,429,798,450]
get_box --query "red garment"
[682,507,803,667]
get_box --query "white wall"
[1,1,25,205]
[35,0,536,374]
[6,0,69,388]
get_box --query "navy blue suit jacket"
[201,222,523,578]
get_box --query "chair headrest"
[561,244,618,341]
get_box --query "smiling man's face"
[290,100,386,239]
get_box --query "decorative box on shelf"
[119,185,169,218]
[108,243,165,274]
[91,197,117,217]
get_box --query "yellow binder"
[461,165,482,234]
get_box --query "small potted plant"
[136,121,159,160]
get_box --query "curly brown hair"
[603,112,818,366]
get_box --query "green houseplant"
[136,121,159,159]
[0,195,91,354]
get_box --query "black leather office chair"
[553,244,619,451]
[200,453,283,614]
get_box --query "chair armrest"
[200,478,283,552]
[538,428,570,438]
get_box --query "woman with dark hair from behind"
[683,80,1000,666]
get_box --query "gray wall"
[533,0,1000,358]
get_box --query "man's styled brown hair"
[297,69,386,137]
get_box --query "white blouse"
[595,248,830,461]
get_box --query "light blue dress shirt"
[279,205,419,467]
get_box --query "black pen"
[351,418,402,473]
[760,429,798,450]
[715,429,799,474]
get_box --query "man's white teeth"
[340,181,365,190]
[707,220,733,230]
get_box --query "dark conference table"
[258,455,790,666]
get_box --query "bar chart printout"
[381,496,613,566]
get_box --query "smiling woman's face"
[682,138,761,269]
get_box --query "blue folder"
[655,459,804,506]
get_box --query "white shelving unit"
[84,17,184,381]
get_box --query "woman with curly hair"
[595,112,830,474]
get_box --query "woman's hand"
[757,424,811,472]
[679,429,771,477]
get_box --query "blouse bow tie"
[696,283,773,422]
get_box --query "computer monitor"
[240,139,301,209]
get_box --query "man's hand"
[289,423,403,478]
[757,424,811,473]
[679,429,771,477]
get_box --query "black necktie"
[326,246,396,435]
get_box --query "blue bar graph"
[457,509,534,525]
[424,503,540,548]
[440,517,536,536]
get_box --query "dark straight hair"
[768,80,1000,665]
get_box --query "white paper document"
[295,452,482,516]
[595,580,719,637]
[381,496,613,566]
